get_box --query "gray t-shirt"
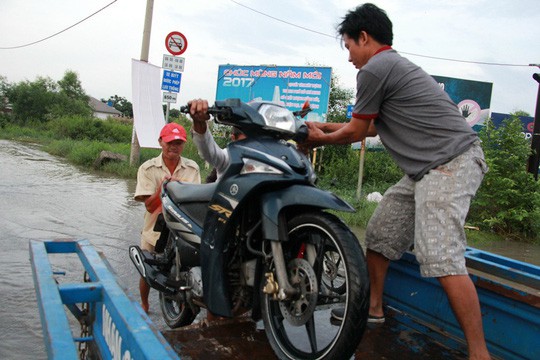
[353,48,478,180]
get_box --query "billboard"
[353,75,494,150]
[432,75,493,132]
[216,64,332,122]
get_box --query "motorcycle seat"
[166,181,217,204]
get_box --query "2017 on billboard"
[223,77,255,87]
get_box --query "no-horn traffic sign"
[165,31,188,56]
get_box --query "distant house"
[89,96,122,120]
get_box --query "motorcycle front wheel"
[261,211,369,360]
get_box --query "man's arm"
[192,129,230,173]
[305,117,374,147]
[310,119,377,137]
[188,99,230,174]
[134,177,168,214]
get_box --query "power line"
[230,0,534,68]
[398,51,532,67]
[230,0,334,38]
[0,0,118,50]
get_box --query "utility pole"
[527,72,540,180]
[130,0,154,166]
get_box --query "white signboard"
[163,54,185,72]
[162,92,177,103]
[131,59,165,149]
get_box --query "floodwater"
[0,139,539,359]
[0,140,166,359]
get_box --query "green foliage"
[0,121,55,141]
[6,76,57,123]
[362,150,403,189]
[315,71,402,193]
[0,112,9,129]
[327,74,354,121]
[45,139,116,167]
[58,70,89,101]
[4,71,92,124]
[316,146,359,188]
[47,96,92,120]
[169,108,181,119]
[47,115,132,143]
[101,159,138,178]
[469,115,540,240]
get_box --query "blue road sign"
[162,70,182,93]
[346,105,353,118]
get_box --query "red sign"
[165,31,188,56]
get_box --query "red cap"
[160,123,187,142]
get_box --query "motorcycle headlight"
[258,103,296,134]
[240,158,283,175]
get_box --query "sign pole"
[527,72,540,180]
[130,0,154,166]
[356,139,366,200]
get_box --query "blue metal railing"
[30,239,180,360]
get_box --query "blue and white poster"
[216,64,332,122]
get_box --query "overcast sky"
[1,0,539,115]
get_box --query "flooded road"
[0,139,539,359]
[0,140,164,359]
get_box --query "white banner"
[131,59,165,148]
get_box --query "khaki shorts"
[366,142,488,277]
[141,239,155,252]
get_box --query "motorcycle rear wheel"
[261,211,369,360]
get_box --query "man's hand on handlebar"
[187,99,211,123]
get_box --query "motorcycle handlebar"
[179,104,230,117]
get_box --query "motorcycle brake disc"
[278,258,318,326]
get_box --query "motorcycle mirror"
[293,100,312,118]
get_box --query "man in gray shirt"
[305,3,490,359]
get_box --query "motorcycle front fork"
[263,240,315,300]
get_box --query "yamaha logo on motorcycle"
[129,99,369,360]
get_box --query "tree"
[169,108,180,119]
[314,71,402,190]
[48,70,92,119]
[469,114,540,239]
[5,71,92,123]
[6,76,57,123]
[102,95,133,117]
[58,70,88,101]
[315,73,358,186]
[327,73,354,122]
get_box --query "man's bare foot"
[141,302,149,314]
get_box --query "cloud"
[1,0,539,114]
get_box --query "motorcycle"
[129,98,369,359]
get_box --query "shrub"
[469,116,540,240]
[47,115,132,143]
[316,145,402,193]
